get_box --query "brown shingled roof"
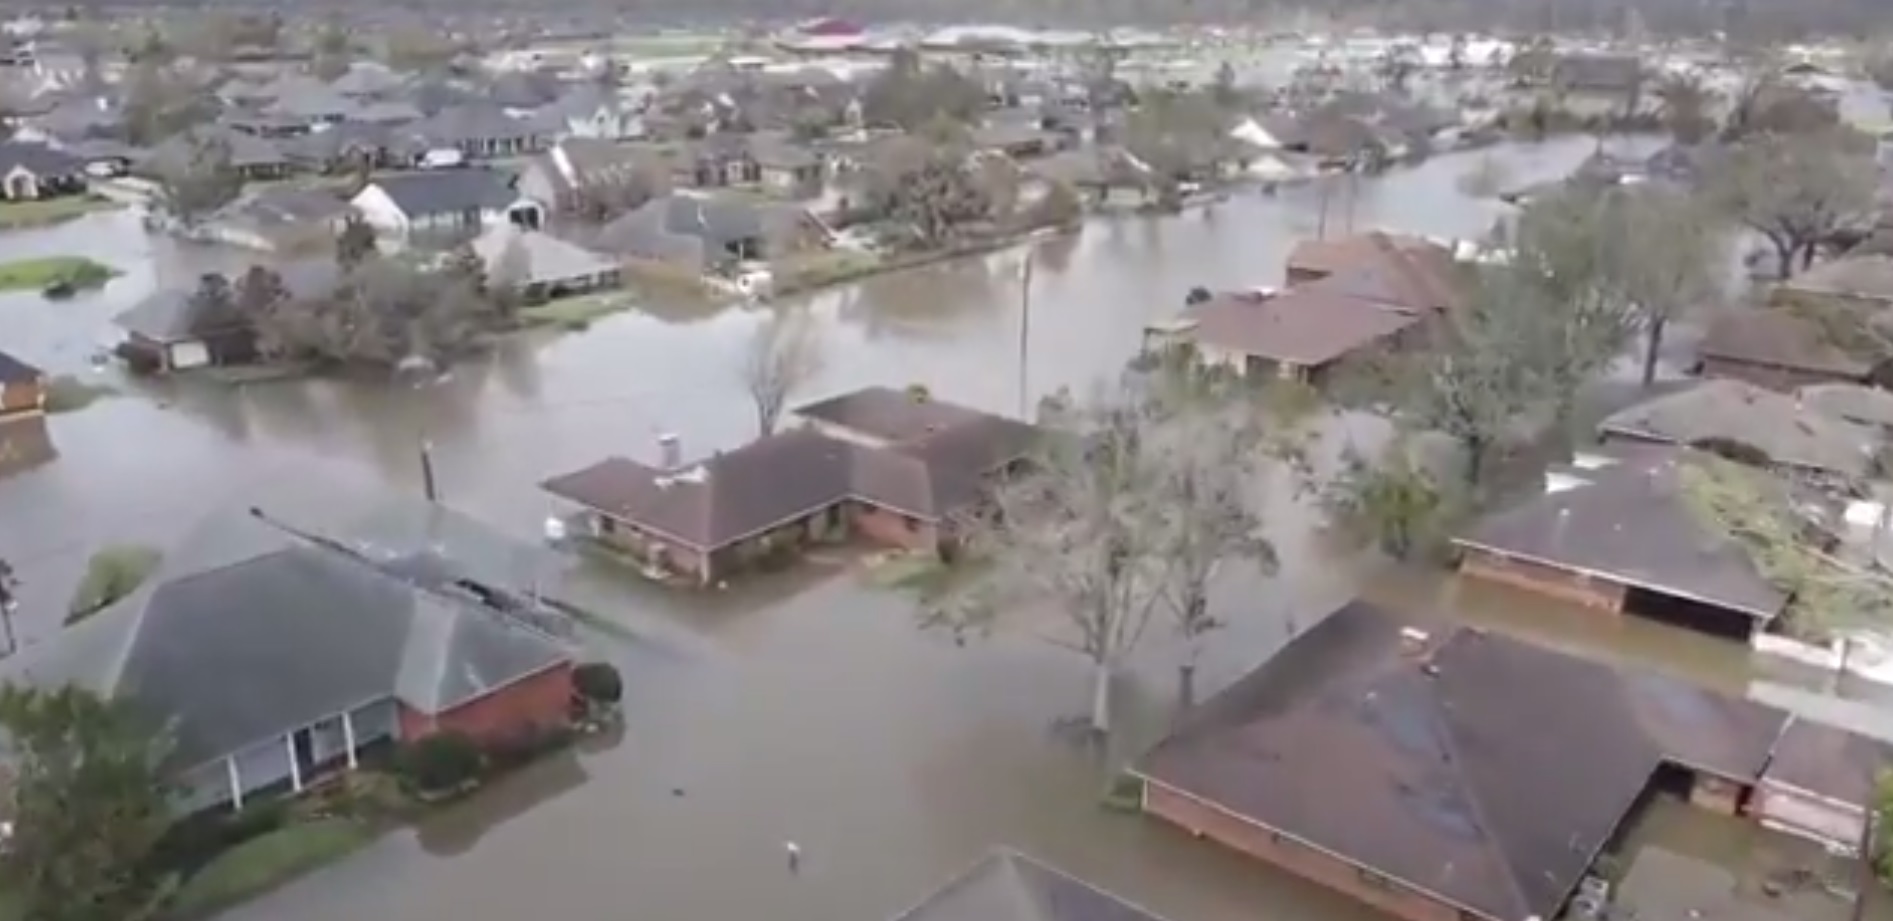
[1697,309,1871,380]
[1135,600,1784,921]
[1186,286,1420,368]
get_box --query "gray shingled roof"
[0,504,570,767]
[0,348,41,384]
[363,169,518,220]
[1136,600,1786,921]
[890,849,1172,921]
[1598,379,1880,480]
[0,140,83,176]
[1454,451,1787,622]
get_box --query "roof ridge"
[1426,631,1538,921]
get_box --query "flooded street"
[0,135,1759,921]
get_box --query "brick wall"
[851,504,937,551]
[399,662,575,743]
[1144,782,1467,921]
[1459,549,1626,612]
[0,380,45,417]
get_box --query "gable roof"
[359,169,518,220]
[1782,255,1893,303]
[1698,308,1872,380]
[1135,600,1785,921]
[1284,232,1461,312]
[1184,286,1421,368]
[1597,379,1879,479]
[0,139,82,176]
[0,502,571,768]
[1454,450,1787,622]
[1795,383,1893,429]
[890,849,1173,921]
[0,348,42,385]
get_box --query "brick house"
[1695,309,1872,391]
[1131,599,1792,921]
[0,499,576,813]
[1452,448,1787,640]
[541,386,1040,585]
[0,349,46,420]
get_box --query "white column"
[341,712,359,770]
[226,756,244,811]
[286,734,303,793]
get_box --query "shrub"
[144,799,290,879]
[572,662,623,705]
[66,544,163,623]
[393,732,484,795]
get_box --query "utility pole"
[419,441,439,503]
[1316,171,1332,240]
[0,557,19,657]
[1017,250,1035,419]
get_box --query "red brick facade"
[1143,781,1472,921]
[850,503,938,550]
[398,662,575,743]
[1458,548,1627,612]
[0,378,45,418]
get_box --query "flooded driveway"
[0,137,1736,921]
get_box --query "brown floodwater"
[4,135,1831,921]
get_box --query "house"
[1165,286,1424,385]
[1132,598,1790,921]
[535,82,645,140]
[195,185,351,253]
[750,138,824,197]
[0,349,46,420]
[0,139,83,199]
[1282,232,1460,302]
[327,62,406,100]
[542,386,1039,584]
[1453,448,1787,640]
[1773,254,1893,312]
[472,224,620,302]
[886,848,1177,921]
[515,138,669,216]
[0,501,575,813]
[111,262,335,374]
[1795,383,1893,434]
[593,192,825,280]
[1754,716,1892,850]
[143,127,292,182]
[1695,308,1873,390]
[352,169,543,239]
[408,103,547,160]
[1596,378,1880,484]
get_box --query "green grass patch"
[67,544,163,624]
[0,195,120,229]
[43,374,117,414]
[0,255,117,292]
[518,293,633,331]
[170,818,373,919]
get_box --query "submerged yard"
[0,255,117,292]
[0,196,120,230]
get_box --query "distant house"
[196,185,352,253]
[1453,448,1787,640]
[1597,378,1879,484]
[0,349,46,420]
[750,139,824,198]
[593,192,825,280]
[143,127,292,182]
[352,169,542,239]
[535,83,646,141]
[888,849,1177,921]
[515,138,669,216]
[112,262,335,374]
[1131,598,1798,921]
[541,386,1039,584]
[1773,255,1893,313]
[471,225,620,302]
[0,139,84,199]
[1695,308,1873,391]
[0,501,576,813]
[409,103,547,161]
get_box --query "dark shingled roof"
[362,169,518,220]
[542,389,1039,548]
[1185,285,1420,368]
[0,348,42,384]
[890,848,1173,921]
[1453,450,1786,622]
[1136,600,1785,921]
[1764,717,1892,807]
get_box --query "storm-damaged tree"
[250,258,495,368]
[1611,186,1725,387]
[738,307,824,437]
[120,60,213,146]
[0,685,174,921]
[1139,363,1286,708]
[1321,434,1459,561]
[1681,455,1893,653]
[919,377,1169,738]
[183,271,247,340]
[1652,70,1717,144]
[1121,88,1229,203]
[1721,75,1840,142]
[335,216,379,269]
[1709,130,1878,279]
[233,264,290,357]
[151,134,241,229]
[860,47,985,131]
[861,124,995,250]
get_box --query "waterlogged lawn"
[0,255,117,292]
[170,818,374,919]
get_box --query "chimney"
[657,433,681,470]
[1399,626,1431,657]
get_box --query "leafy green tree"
[1709,129,1879,278]
[0,685,174,921]
[65,545,162,624]
[860,48,984,130]
[1321,438,1457,560]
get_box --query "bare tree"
[1611,186,1725,387]
[921,377,1169,737]
[739,309,824,436]
[1710,130,1878,279]
[152,135,240,228]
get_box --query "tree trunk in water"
[1177,662,1196,712]
[1090,659,1113,736]
[1802,241,1819,270]
[1774,241,1796,279]
[1463,435,1486,490]
[1641,318,1666,388]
